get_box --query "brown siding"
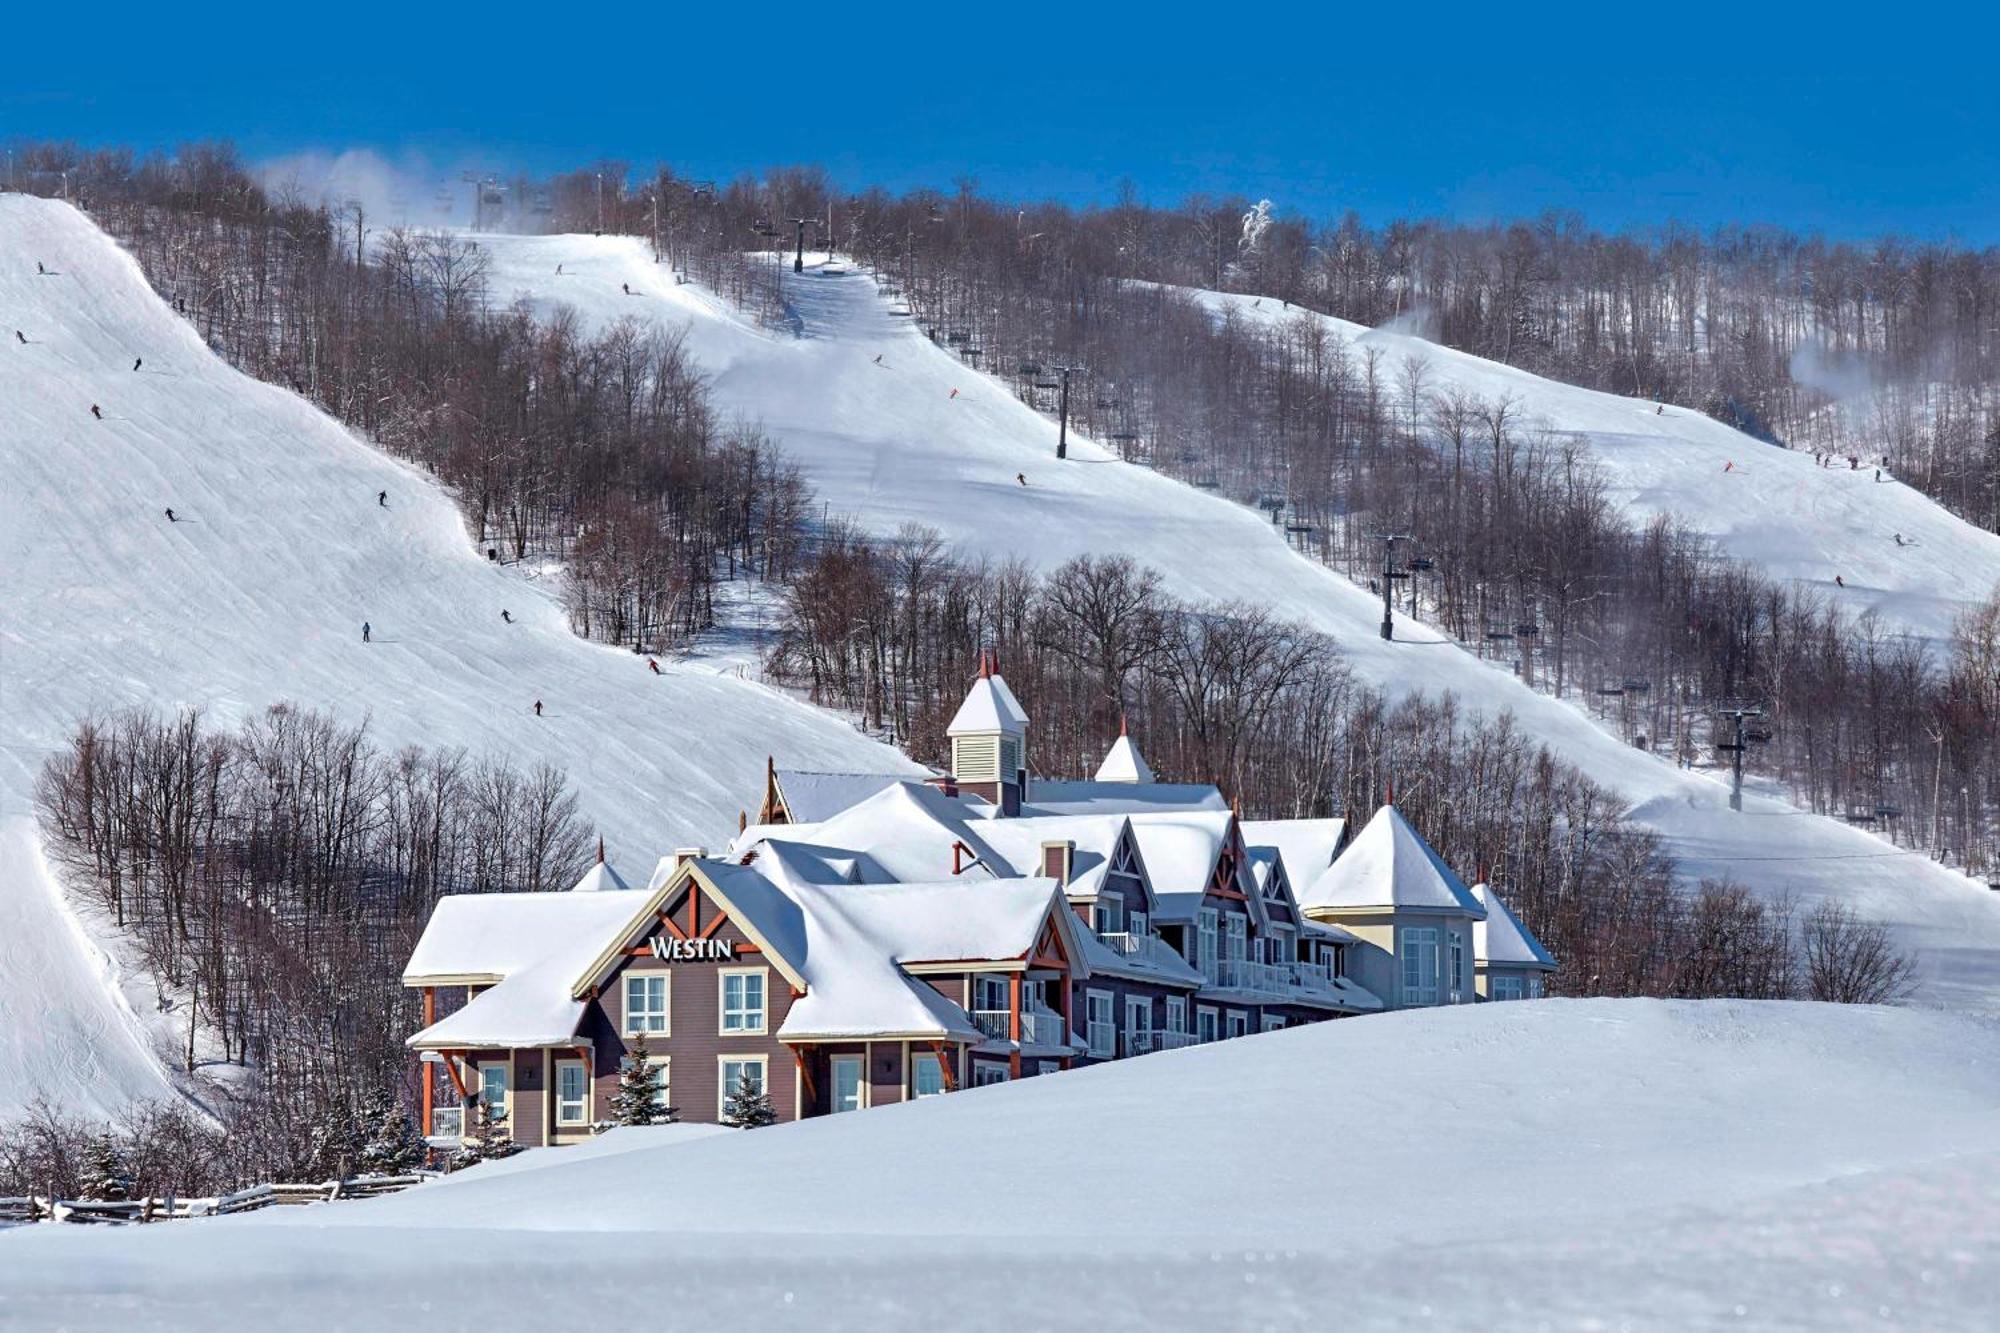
[591,879,799,1124]
[511,1050,547,1147]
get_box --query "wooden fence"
[0,1172,435,1225]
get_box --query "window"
[1092,897,1125,938]
[1125,996,1152,1053]
[1226,1011,1248,1039]
[1197,909,1219,979]
[973,973,1009,1013]
[1330,944,1346,979]
[478,1062,509,1124]
[1263,1016,1285,1033]
[720,968,768,1034]
[719,1056,768,1121]
[911,1052,947,1098]
[1448,931,1466,1003]
[1037,1060,1062,1076]
[1166,996,1187,1035]
[1401,926,1440,1006]
[1196,1006,1219,1043]
[1527,973,1545,999]
[972,1063,1009,1087]
[830,1055,866,1113]
[624,972,669,1034]
[1490,975,1525,1001]
[1130,909,1149,940]
[1270,925,1294,964]
[1225,914,1248,962]
[1086,989,1116,1058]
[555,1060,589,1126]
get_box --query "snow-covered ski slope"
[3,1000,1997,1328]
[0,197,917,1118]
[468,233,2000,1010]
[1163,283,2000,646]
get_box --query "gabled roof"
[971,813,1151,906]
[1472,883,1557,970]
[1094,729,1155,783]
[1020,779,1226,818]
[784,780,1009,884]
[772,769,918,825]
[1297,805,1486,918]
[1241,817,1348,901]
[571,859,630,893]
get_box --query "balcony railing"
[1157,1030,1196,1050]
[1099,931,1179,969]
[974,1007,1069,1047]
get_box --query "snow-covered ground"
[0,197,918,1118]
[1168,283,2000,647]
[1,999,1995,1329]
[467,234,2000,1011]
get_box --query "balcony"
[1157,1030,1196,1050]
[1099,931,1178,969]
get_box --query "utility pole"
[1052,364,1082,460]
[595,173,605,234]
[1380,534,1412,640]
[1716,706,1765,812]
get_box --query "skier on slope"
[949,388,959,399]
[378,490,387,507]
[1834,576,1845,588]
[501,609,513,623]
[1017,473,1028,486]
[133,357,142,372]
[648,658,661,675]
[363,622,372,643]
[1894,533,1907,547]
[165,508,176,522]
[1724,461,1734,473]
[36,262,45,275]
[533,699,544,716]
[90,404,102,419]
[1874,468,1882,482]
[13,330,23,344]
[556,263,563,275]
[622,283,630,296]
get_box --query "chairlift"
[1095,397,1116,409]
[1596,683,1627,697]
[1110,432,1138,441]
[1194,475,1221,489]
[946,330,970,343]
[1844,810,1878,824]
[1622,678,1652,694]
[1513,621,1541,637]
[1407,556,1435,573]
[1485,628,1516,641]
[1285,523,1319,536]
[1874,803,1903,819]
[1017,362,1044,376]
[1746,727,1773,743]
[1033,380,1062,390]
[960,347,983,359]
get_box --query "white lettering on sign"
[647,936,737,963]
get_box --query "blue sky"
[10,3,1998,241]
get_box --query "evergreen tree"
[306,1096,366,1182]
[447,1098,521,1172]
[79,1133,135,1202]
[609,1034,678,1127]
[721,1070,777,1129]
[358,1088,428,1175]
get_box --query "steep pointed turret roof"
[947,651,1028,735]
[1295,804,1486,917]
[1093,720,1155,784]
[1472,883,1557,969]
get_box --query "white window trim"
[1449,931,1466,1004]
[911,1050,947,1098]
[476,1059,511,1125]
[1226,1010,1248,1039]
[1262,1015,1285,1033]
[717,1053,770,1121]
[429,1104,464,1141]
[1491,975,1526,1001]
[972,1063,1010,1086]
[554,1058,590,1127]
[1166,996,1187,1034]
[1125,996,1152,1033]
[1196,1005,1219,1042]
[1401,925,1441,1006]
[718,966,770,1036]
[624,970,671,1036]
[1085,988,1117,1059]
[830,1054,869,1113]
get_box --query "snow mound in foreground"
[2,999,1996,1330]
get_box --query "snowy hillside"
[0,197,917,1118]
[1168,283,2000,647]
[465,233,2000,1010]
[2,1000,1996,1328]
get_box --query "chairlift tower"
[1380,534,1413,641]
[1716,706,1767,812]
[788,218,820,273]
[1051,364,1084,460]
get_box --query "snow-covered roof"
[1094,730,1155,784]
[774,769,916,824]
[1297,805,1486,918]
[1473,883,1557,970]
[570,859,630,893]
[1022,779,1226,818]
[1129,812,1234,899]
[775,780,1009,884]
[972,813,1139,902]
[404,890,652,984]
[1241,818,1347,900]
[947,668,1027,735]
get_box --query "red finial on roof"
[739,809,748,834]
[1119,713,1128,737]
[977,648,993,679]
[1231,794,1242,818]
[1385,780,1394,806]
[596,835,605,865]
